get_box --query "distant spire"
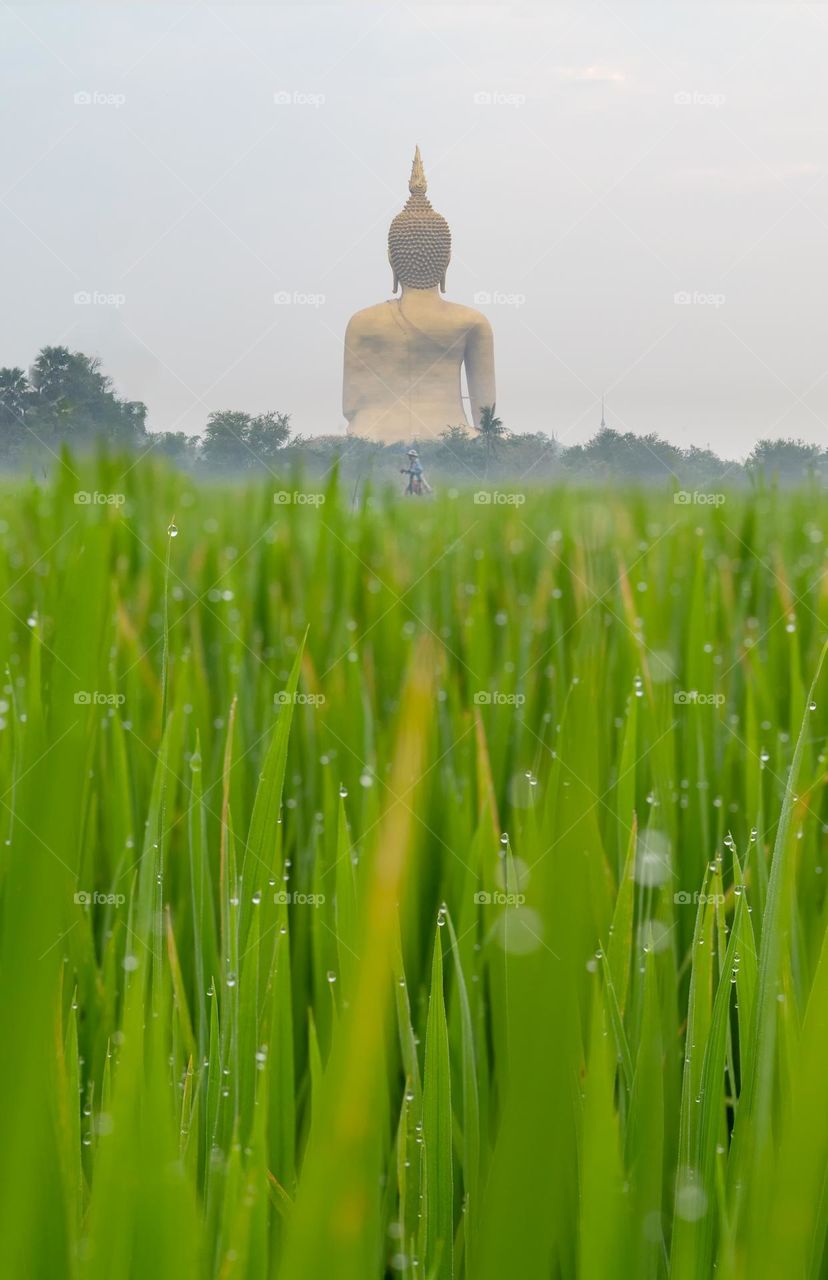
[409,145,427,196]
[600,394,606,429]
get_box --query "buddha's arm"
[342,319,360,424]
[465,316,496,433]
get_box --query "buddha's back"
[342,147,495,444]
[344,294,491,443]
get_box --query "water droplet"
[167,521,178,538]
[634,829,673,887]
[675,1169,708,1221]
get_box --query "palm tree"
[477,404,505,474]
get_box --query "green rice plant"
[0,454,826,1277]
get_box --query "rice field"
[1,455,827,1279]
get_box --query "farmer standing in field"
[400,447,431,496]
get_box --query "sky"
[2,1,828,458]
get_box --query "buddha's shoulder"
[440,301,493,333]
[345,301,399,334]
[346,299,492,334]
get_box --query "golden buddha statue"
[343,147,496,443]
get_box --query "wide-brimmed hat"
[407,448,419,457]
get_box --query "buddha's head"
[388,146,451,293]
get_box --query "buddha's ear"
[392,270,399,293]
[440,273,446,293]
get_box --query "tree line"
[1,345,826,487]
